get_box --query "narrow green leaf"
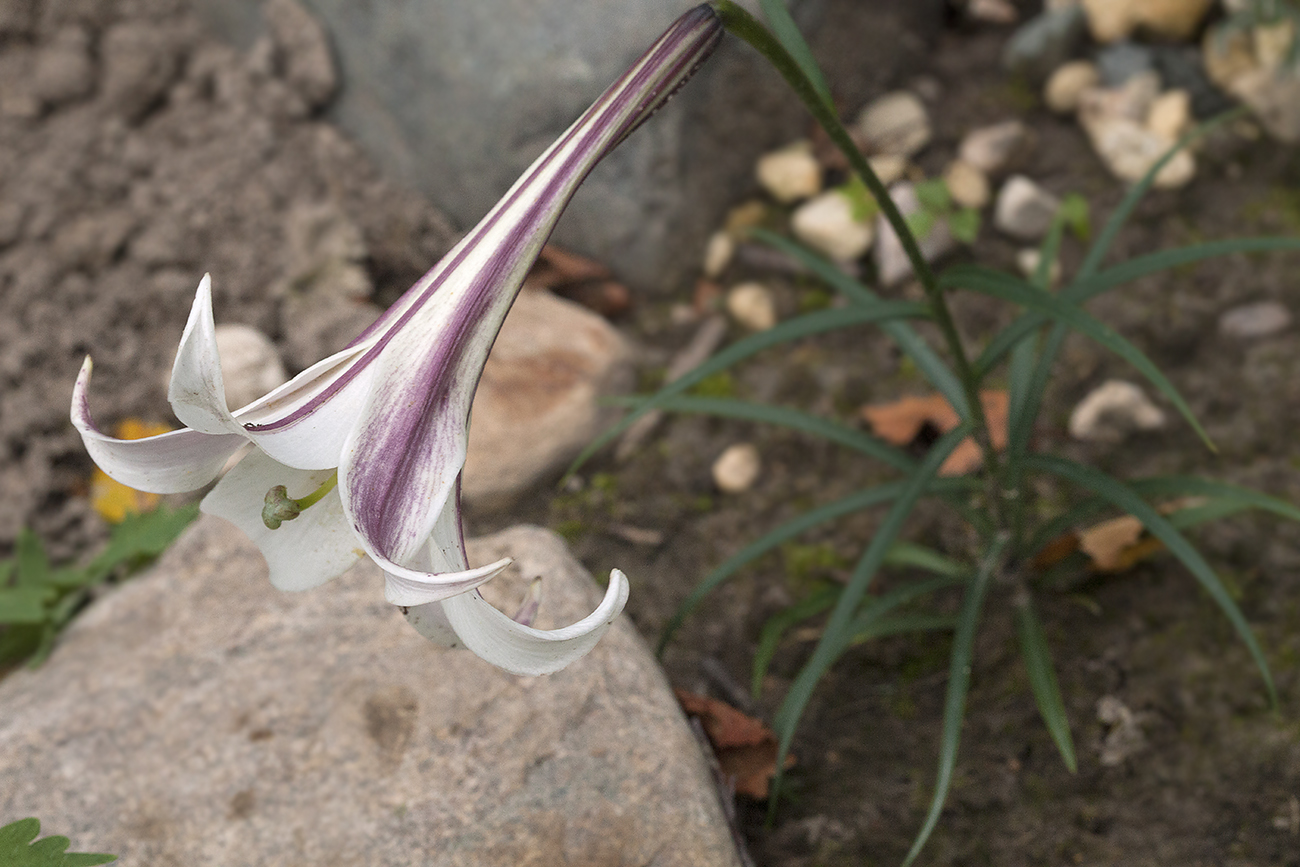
[771,427,971,811]
[976,237,1300,377]
[749,228,969,418]
[752,585,839,697]
[1027,454,1276,706]
[882,541,968,577]
[903,534,1009,867]
[851,613,956,642]
[607,394,916,472]
[1127,476,1300,524]
[943,265,1213,450]
[758,0,833,108]
[572,300,929,471]
[658,475,975,653]
[1015,598,1077,772]
[1077,111,1241,279]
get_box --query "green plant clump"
[0,505,198,668]
[572,2,1300,862]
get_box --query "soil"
[4,2,1300,866]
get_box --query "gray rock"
[262,0,337,111]
[993,175,1060,241]
[462,288,633,508]
[1096,41,1156,87]
[1151,45,1236,118]
[1001,5,1088,83]
[1219,301,1293,339]
[874,181,957,286]
[0,518,742,867]
[192,0,941,291]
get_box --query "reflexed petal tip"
[440,568,630,677]
[383,556,514,606]
[72,356,245,494]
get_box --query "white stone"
[712,443,762,493]
[1227,67,1300,144]
[1016,248,1062,286]
[855,90,932,157]
[1085,115,1197,187]
[1082,0,1212,42]
[0,518,744,866]
[1218,301,1292,339]
[1145,88,1191,142]
[725,282,778,331]
[462,288,632,507]
[755,141,822,204]
[1068,379,1167,441]
[702,230,734,279]
[1078,71,1162,125]
[213,324,288,410]
[958,119,1033,175]
[869,154,909,186]
[969,0,1018,23]
[943,159,992,210]
[874,182,958,286]
[994,175,1061,241]
[791,189,875,262]
[1044,60,1100,113]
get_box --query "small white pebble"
[725,282,778,331]
[213,324,288,410]
[702,230,735,279]
[1015,248,1062,285]
[791,190,875,262]
[755,141,823,204]
[943,159,991,210]
[1069,379,1166,442]
[712,443,762,493]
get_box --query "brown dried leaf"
[860,390,1009,476]
[530,243,612,286]
[675,689,794,799]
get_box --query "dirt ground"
[3,1,1300,865]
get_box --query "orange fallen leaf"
[861,390,1009,476]
[90,419,172,523]
[1032,497,1209,574]
[675,689,794,799]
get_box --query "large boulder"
[0,518,742,866]
[193,0,943,291]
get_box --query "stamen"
[261,472,339,529]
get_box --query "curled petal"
[200,450,363,591]
[382,556,512,607]
[402,602,462,648]
[167,274,246,437]
[440,568,630,676]
[72,357,244,493]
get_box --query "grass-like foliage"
[0,504,198,668]
[0,818,115,866]
[575,2,1300,861]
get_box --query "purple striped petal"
[71,358,245,493]
[339,5,721,576]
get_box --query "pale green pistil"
[261,472,338,529]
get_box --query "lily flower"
[71,6,722,676]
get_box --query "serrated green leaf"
[1058,193,1091,242]
[947,208,981,244]
[0,818,116,866]
[771,427,971,812]
[83,503,199,585]
[1027,454,1276,706]
[943,265,1213,450]
[839,175,881,223]
[914,178,952,212]
[1015,598,1077,772]
[0,586,53,624]
[906,210,936,241]
[902,534,1008,867]
[15,530,52,588]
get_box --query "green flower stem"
[708,0,999,482]
[296,471,338,510]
